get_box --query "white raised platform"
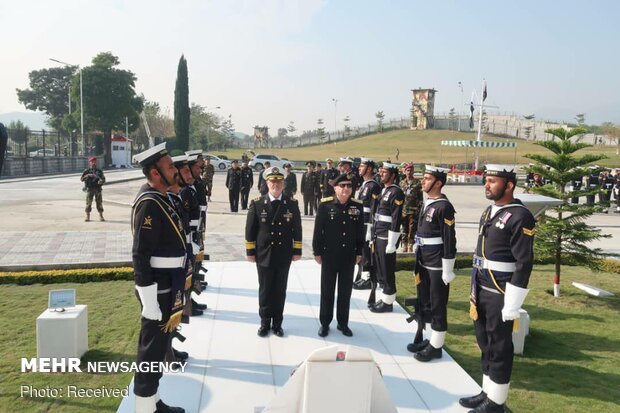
[117,260,480,413]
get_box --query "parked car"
[249,154,294,171]
[29,148,55,157]
[204,154,231,170]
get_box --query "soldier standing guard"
[614,167,620,213]
[600,168,614,212]
[569,175,583,204]
[321,158,339,197]
[245,167,302,337]
[410,166,457,362]
[131,143,187,413]
[370,162,405,313]
[283,163,297,199]
[257,161,271,195]
[301,161,318,215]
[313,173,364,337]
[399,163,423,252]
[240,160,254,210]
[585,166,599,206]
[460,164,535,413]
[352,158,381,295]
[201,156,215,202]
[81,156,106,222]
[314,163,323,211]
[226,159,242,212]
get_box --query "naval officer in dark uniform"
[313,173,365,337]
[460,164,535,413]
[240,160,254,210]
[411,166,457,362]
[245,166,302,337]
[131,142,187,413]
[370,162,405,313]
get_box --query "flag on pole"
[482,80,487,102]
[469,101,474,129]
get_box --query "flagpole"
[474,79,485,171]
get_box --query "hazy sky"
[1,0,619,134]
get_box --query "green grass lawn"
[221,129,620,167]
[396,265,620,413]
[1,266,619,412]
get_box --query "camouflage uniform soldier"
[201,157,215,201]
[399,163,423,252]
[81,156,106,222]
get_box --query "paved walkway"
[116,260,481,413]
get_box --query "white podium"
[37,304,88,359]
[512,309,530,355]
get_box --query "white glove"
[501,282,529,322]
[385,230,400,254]
[441,258,456,285]
[365,223,372,242]
[135,284,162,321]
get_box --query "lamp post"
[457,82,463,132]
[332,98,338,138]
[50,58,84,155]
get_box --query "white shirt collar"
[268,193,282,202]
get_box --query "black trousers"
[320,255,355,327]
[240,188,251,209]
[600,190,611,207]
[374,237,396,295]
[303,193,315,215]
[257,262,291,327]
[228,186,240,211]
[473,286,514,384]
[133,292,171,397]
[314,192,320,211]
[417,263,449,331]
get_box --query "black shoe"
[353,279,372,290]
[337,324,353,337]
[257,325,270,337]
[200,281,208,288]
[192,299,207,311]
[191,308,203,317]
[156,399,185,413]
[459,391,487,409]
[272,326,284,337]
[467,397,505,413]
[370,300,393,313]
[414,343,442,362]
[318,325,329,337]
[406,339,429,353]
[172,348,188,362]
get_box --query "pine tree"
[174,55,190,151]
[524,127,612,297]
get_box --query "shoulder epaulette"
[321,196,334,203]
[253,196,262,202]
[350,198,362,204]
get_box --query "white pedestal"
[37,304,88,359]
[512,309,529,355]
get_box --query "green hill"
[223,129,619,167]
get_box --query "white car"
[29,148,55,157]
[205,154,232,170]
[249,154,294,171]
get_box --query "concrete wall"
[0,156,104,178]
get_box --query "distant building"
[411,88,437,130]
[111,135,132,167]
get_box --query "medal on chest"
[283,210,293,222]
[348,206,360,216]
[425,207,436,222]
[260,209,268,223]
[495,211,512,230]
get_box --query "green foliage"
[7,120,29,145]
[174,55,190,151]
[16,65,77,132]
[0,267,133,285]
[375,110,385,132]
[93,135,104,155]
[524,127,613,285]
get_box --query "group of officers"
[130,142,536,413]
[525,165,620,213]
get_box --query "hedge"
[1,257,618,286]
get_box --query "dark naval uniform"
[614,172,620,213]
[313,196,364,331]
[470,199,535,401]
[301,169,318,215]
[353,177,382,295]
[283,171,297,199]
[372,184,405,303]
[245,193,302,332]
[240,165,254,210]
[226,166,242,212]
[569,177,583,204]
[585,171,599,206]
[600,172,615,210]
[131,183,187,399]
[321,166,339,197]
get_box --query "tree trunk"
[104,129,112,167]
[554,211,562,297]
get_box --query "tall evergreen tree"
[174,55,190,151]
[524,127,612,297]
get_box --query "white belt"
[473,256,517,272]
[374,214,392,223]
[200,205,207,212]
[190,219,199,227]
[421,264,442,271]
[415,236,443,246]
[185,234,192,243]
[150,256,186,269]
[363,207,371,213]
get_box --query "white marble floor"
[116,260,480,413]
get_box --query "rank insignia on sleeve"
[143,215,153,228]
[394,199,404,206]
[522,227,535,236]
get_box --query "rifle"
[404,297,428,351]
[367,239,377,306]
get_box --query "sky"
[1,0,619,135]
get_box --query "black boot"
[370,300,393,313]
[155,399,185,412]
[414,343,442,362]
[191,307,203,316]
[173,348,188,362]
[468,397,505,413]
[192,299,207,311]
[353,279,372,290]
[257,320,270,337]
[459,391,487,408]
[406,338,429,353]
